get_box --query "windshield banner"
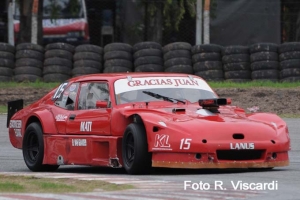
[114,77,213,94]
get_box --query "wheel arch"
[25,110,57,135]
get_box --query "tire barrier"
[14,43,44,82]
[192,44,223,81]
[72,44,103,77]
[279,42,300,82]
[0,43,15,82]
[250,43,279,82]
[44,42,75,82]
[163,42,193,74]
[222,45,251,82]
[103,43,133,73]
[133,41,163,72]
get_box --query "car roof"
[68,72,201,82]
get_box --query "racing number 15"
[180,138,192,150]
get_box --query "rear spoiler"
[7,99,23,128]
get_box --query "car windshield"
[114,76,218,104]
[14,0,83,19]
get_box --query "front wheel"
[122,123,151,174]
[22,122,59,172]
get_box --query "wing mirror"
[96,100,108,108]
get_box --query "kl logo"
[154,134,170,148]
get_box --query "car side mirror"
[96,100,108,108]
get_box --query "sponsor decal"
[9,120,22,129]
[128,78,199,87]
[55,114,68,122]
[230,143,255,150]
[152,134,172,150]
[72,139,87,147]
[80,121,92,132]
[69,84,77,92]
[14,129,22,137]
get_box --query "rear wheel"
[122,123,151,174]
[23,122,59,172]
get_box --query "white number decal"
[180,138,192,150]
[53,83,68,99]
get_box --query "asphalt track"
[0,115,299,200]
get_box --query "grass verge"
[0,175,134,193]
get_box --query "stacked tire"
[133,41,163,72]
[279,42,300,82]
[192,44,223,81]
[250,43,279,82]
[73,44,103,77]
[44,43,74,82]
[0,43,15,82]
[103,43,133,73]
[14,43,44,82]
[163,42,193,74]
[222,45,251,82]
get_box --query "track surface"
[0,115,299,200]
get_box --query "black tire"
[16,43,44,53]
[192,52,221,63]
[280,76,300,82]
[163,42,191,53]
[14,66,42,76]
[0,75,12,82]
[134,49,162,60]
[223,62,250,71]
[251,61,279,71]
[16,58,43,68]
[0,58,14,68]
[194,70,224,79]
[249,43,278,53]
[72,67,100,75]
[44,57,72,68]
[14,74,42,82]
[103,66,133,73]
[279,42,300,54]
[163,50,191,61]
[133,41,162,52]
[280,59,300,70]
[16,50,44,60]
[74,60,102,69]
[279,51,300,61]
[45,42,75,52]
[43,65,72,76]
[43,74,70,82]
[122,123,151,174]
[164,58,192,69]
[0,42,15,53]
[104,51,132,61]
[252,70,279,79]
[0,51,15,60]
[222,54,250,64]
[224,70,251,79]
[193,61,222,72]
[75,44,103,54]
[250,52,278,62]
[73,52,102,62]
[45,49,73,60]
[222,45,249,55]
[280,68,300,79]
[134,56,163,67]
[104,59,133,69]
[135,64,163,72]
[104,43,132,53]
[164,65,193,74]
[0,67,13,76]
[191,44,223,54]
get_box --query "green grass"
[0,175,134,193]
[0,81,60,89]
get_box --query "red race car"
[7,73,290,174]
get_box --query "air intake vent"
[233,133,244,139]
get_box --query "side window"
[78,82,109,110]
[54,83,79,110]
